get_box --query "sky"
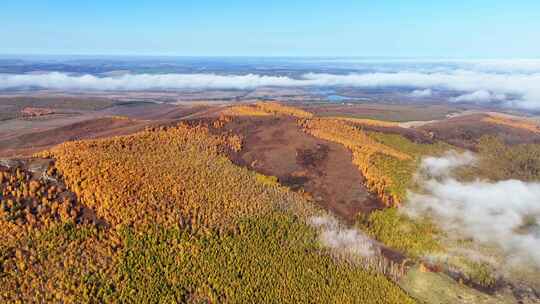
[1,0,539,57]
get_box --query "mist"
[450,90,507,103]
[310,215,374,257]
[409,89,433,98]
[406,152,540,266]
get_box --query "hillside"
[1,102,540,303]
[0,119,413,303]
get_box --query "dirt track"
[224,116,382,222]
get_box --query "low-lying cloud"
[0,72,299,91]
[310,215,374,257]
[409,89,433,98]
[466,59,540,73]
[1,67,540,109]
[419,151,476,177]
[450,90,507,103]
[406,152,540,267]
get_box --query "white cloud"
[406,152,540,267]
[310,215,374,257]
[450,90,507,103]
[0,72,298,91]
[296,58,540,74]
[1,67,540,109]
[466,59,540,73]
[409,88,432,98]
[420,151,476,177]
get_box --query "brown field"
[0,96,116,116]
[0,100,217,157]
[420,113,540,149]
[101,102,213,120]
[0,117,149,157]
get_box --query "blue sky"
[1,0,539,57]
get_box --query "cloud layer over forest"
[406,152,540,267]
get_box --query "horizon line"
[1,54,540,61]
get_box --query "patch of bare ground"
[218,116,382,223]
[0,117,150,157]
[101,102,213,120]
[420,113,540,149]
[0,103,222,158]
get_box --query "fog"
[409,89,433,98]
[450,90,507,103]
[406,152,540,266]
[310,215,374,257]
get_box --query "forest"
[0,121,413,303]
[2,102,540,303]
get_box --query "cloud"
[450,90,507,103]
[409,89,433,98]
[310,215,374,257]
[1,67,540,109]
[0,72,298,91]
[406,152,540,267]
[466,59,540,74]
[420,151,476,177]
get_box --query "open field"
[0,117,150,157]
[0,98,217,157]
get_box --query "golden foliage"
[323,116,401,128]
[483,113,540,134]
[301,118,452,205]
[0,222,114,303]
[255,102,314,118]
[223,102,313,120]
[223,105,273,117]
[37,123,309,231]
[300,118,411,205]
[301,119,411,160]
[0,166,86,233]
[226,133,243,152]
[107,115,132,121]
[211,114,233,129]
[0,165,112,303]
[0,122,415,303]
